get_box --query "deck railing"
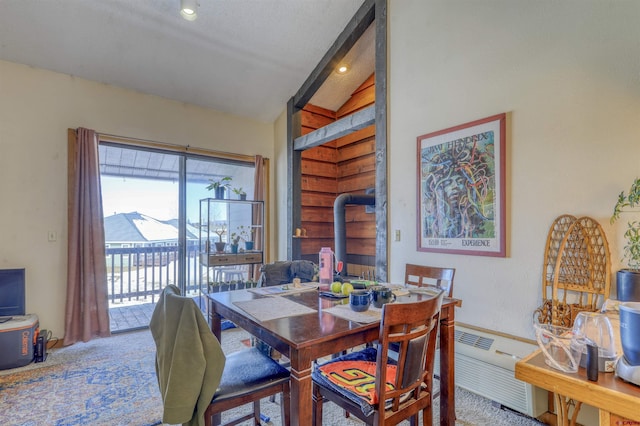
[105,241,201,305]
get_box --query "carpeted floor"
[0,328,544,425]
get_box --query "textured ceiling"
[0,0,374,123]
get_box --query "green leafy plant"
[232,187,246,196]
[611,177,640,271]
[234,225,252,242]
[206,176,232,191]
[230,232,241,245]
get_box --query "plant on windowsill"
[610,177,640,300]
[206,176,232,199]
[232,187,247,200]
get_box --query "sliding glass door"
[99,143,254,332]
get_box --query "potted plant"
[229,232,241,254]
[206,176,232,199]
[235,225,254,250]
[610,177,640,301]
[213,222,227,253]
[232,187,247,200]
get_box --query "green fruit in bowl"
[341,282,354,296]
[330,281,343,293]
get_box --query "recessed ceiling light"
[337,65,349,74]
[180,0,198,21]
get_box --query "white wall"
[387,0,640,338]
[274,109,289,259]
[0,60,274,339]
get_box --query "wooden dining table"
[205,287,462,426]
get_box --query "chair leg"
[422,404,433,426]
[252,400,261,425]
[209,412,221,426]
[281,384,291,426]
[312,385,323,426]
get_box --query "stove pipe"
[334,193,375,277]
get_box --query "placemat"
[248,282,319,297]
[323,304,382,324]
[233,296,317,322]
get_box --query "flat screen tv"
[0,268,26,316]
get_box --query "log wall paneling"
[301,160,337,178]
[337,138,376,162]
[346,206,373,223]
[298,222,334,239]
[301,238,335,253]
[337,172,376,193]
[301,108,335,130]
[300,192,338,208]
[347,239,376,257]
[337,154,376,178]
[334,125,376,148]
[298,73,376,263]
[301,145,337,162]
[336,74,375,118]
[300,206,334,223]
[344,221,376,238]
[301,175,337,193]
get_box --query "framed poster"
[416,113,506,257]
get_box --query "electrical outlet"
[395,230,401,241]
[48,231,57,242]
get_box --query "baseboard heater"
[435,323,548,419]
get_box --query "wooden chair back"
[404,264,456,297]
[374,290,445,424]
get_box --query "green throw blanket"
[150,285,225,426]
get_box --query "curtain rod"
[97,132,256,163]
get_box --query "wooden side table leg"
[555,393,569,426]
[555,393,583,426]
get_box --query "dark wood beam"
[293,106,374,151]
[287,98,303,260]
[292,0,375,109]
[374,0,387,282]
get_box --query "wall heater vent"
[455,329,494,351]
[435,324,548,419]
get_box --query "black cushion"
[213,348,290,402]
[259,261,292,286]
[289,260,317,282]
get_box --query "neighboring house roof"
[164,218,200,240]
[104,212,198,243]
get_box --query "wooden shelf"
[200,251,263,266]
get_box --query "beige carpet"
[0,328,543,426]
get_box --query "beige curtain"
[64,128,110,345]
[253,155,265,278]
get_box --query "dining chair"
[405,264,456,297]
[311,290,445,425]
[150,285,291,426]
